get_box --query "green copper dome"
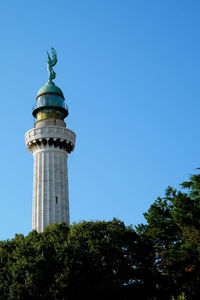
[36,81,64,100]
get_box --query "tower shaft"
[26,125,75,232]
[33,148,69,232]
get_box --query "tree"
[137,172,200,299]
[0,220,157,300]
[2,172,200,299]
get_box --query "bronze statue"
[47,47,57,82]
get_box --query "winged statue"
[47,47,57,82]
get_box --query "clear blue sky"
[0,0,200,240]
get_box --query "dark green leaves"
[0,220,156,300]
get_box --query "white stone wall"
[25,126,76,232]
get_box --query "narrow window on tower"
[56,196,58,204]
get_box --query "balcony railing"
[32,102,68,112]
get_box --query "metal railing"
[32,102,68,111]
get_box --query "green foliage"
[137,172,200,299]
[1,172,200,299]
[0,220,157,300]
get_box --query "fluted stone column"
[25,126,76,232]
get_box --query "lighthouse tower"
[25,48,76,232]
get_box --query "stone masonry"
[25,125,76,232]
